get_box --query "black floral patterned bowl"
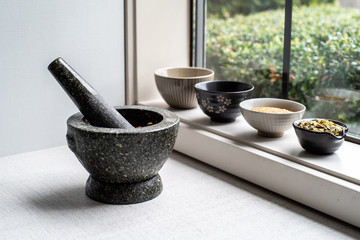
[195,80,254,122]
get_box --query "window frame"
[124,0,360,227]
[195,0,359,143]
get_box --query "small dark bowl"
[293,118,348,154]
[195,80,254,122]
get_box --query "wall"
[0,0,125,157]
[134,0,190,103]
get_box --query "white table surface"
[1,146,359,240]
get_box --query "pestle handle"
[48,57,134,129]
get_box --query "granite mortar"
[66,105,179,204]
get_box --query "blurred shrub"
[207,0,335,18]
[206,4,360,123]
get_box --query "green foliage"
[207,0,335,18]
[206,9,285,97]
[289,6,360,99]
[206,4,360,124]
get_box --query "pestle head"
[48,57,134,129]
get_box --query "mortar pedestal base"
[85,174,163,204]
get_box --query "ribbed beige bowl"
[240,98,306,137]
[154,67,214,109]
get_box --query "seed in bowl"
[298,119,346,136]
[251,107,293,113]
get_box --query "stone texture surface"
[48,57,133,129]
[86,174,163,204]
[66,105,179,204]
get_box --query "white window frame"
[124,0,360,227]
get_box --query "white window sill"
[140,99,360,228]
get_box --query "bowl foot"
[85,174,163,204]
[210,117,236,123]
[258,131,284,138]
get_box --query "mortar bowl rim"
[67,105,179,134]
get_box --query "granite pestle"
[48,57,134,129]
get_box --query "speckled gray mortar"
[66,105,179,204]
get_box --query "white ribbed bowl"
[240,98,306,137]
[154,67,214,109]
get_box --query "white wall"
[135,0,190,103]
[0,0,125,157]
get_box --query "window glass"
[206,1,285,98]
[290,2,360,136]
[205,0,360,137]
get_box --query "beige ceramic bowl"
[154,67,214,108]
[240,98,306,137]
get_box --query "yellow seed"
[298,119,346,136]
[251,107,293,113]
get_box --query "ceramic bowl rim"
[293,118,348,140]
[194,80,254,94]
[154,67,214,80]
[239,98,306,115]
